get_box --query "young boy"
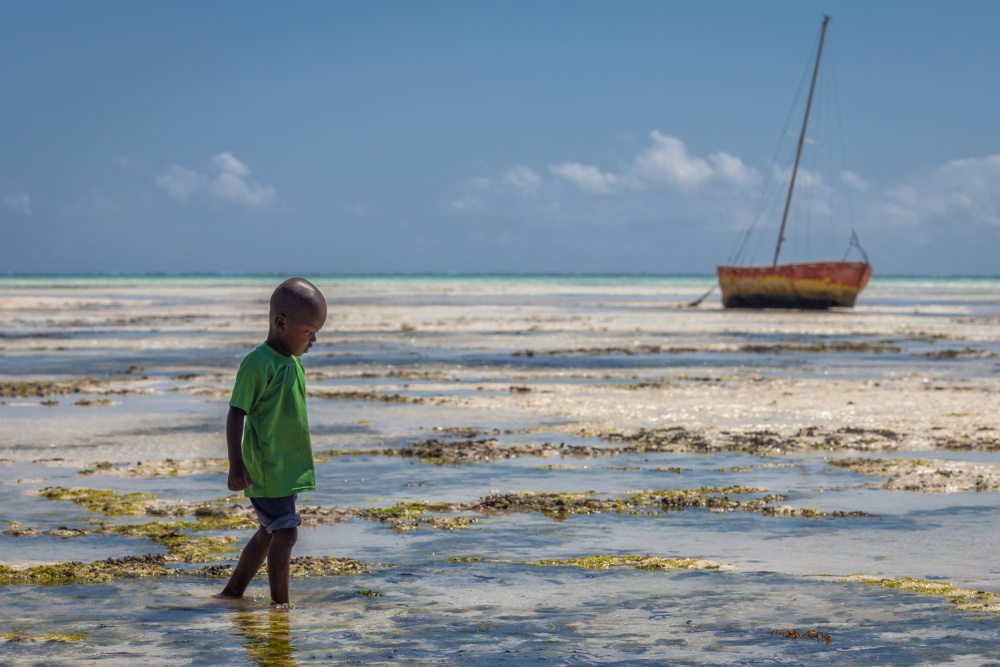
[216,277,327,606]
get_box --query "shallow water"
[2,274,1000,664]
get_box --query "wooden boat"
[717,16,872,310]
[717,260,871,309]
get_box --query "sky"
[2,0,999,276]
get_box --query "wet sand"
[1,275,1000,664]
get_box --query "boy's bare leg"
[267,527,298,605]
[215,525,272,599]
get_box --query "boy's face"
[274,305,327,357]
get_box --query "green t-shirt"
[229,343,316,498]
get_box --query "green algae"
[72,398,116,407]
[757,502,874,519]
[415,516,480,531]
[189,515,258,531]
[78,461,116,475]
[318,424,900,466]
[290,556,389,578]
[0,514,255,563]
[0,555,384,586]
[369,503,429,519]
[309,389,424,404]
[738,341,901,354]
[38,486,159,516]
[601,425,902,457]
[155,533,238,562]
[356,589,383,597]
[98,517,253,561]
[209,493,249,504]
[282,557,383,578]
[839,574,1000,612]
[37,485,255,523]
[0,555,169,584]
[448,554,735,571]
[0,379,101,398]
[27,481,858,555]
[78,457,228,478]
[827,457,1000,493]
[770,628,832,645]
[313,448,401,458]
[0,631,87,642]
[916,347,998,359]
[363,503,481,532]
[464,486,791,519]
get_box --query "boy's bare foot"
[270,602,296,611]
[212,592,243,600]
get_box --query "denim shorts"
[249,495,302,533]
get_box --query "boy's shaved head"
[270,278,326,320]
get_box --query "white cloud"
[709,152,756,186]
[878,155,1000,227]
[503,166,541,190]
[4,190,32,215]
[213,152,250,176]
[449,176,498,211]
[633,131,713,188]
[549,163,619,194]
[154,165,206,202]
[841,170,869,192]
[154,153,276,207]
[549,131,757,194]
[450,194,486,211]
[773,164,825,189]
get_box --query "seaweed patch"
[0,631,87,643]
[0,555,170,584]
[0,555,384,585]
[0,379,117,398]
[78,458,229,478]
[770,628,832,645]
[447,554,735,571]
[310,423,906,467]
[827,457,1000,493]
[37,486,160,516]
[839,575,1000,612]
[602,426,901,457]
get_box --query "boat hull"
[716,261,872,309]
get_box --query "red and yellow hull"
[716,261,872,309]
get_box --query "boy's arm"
[226,406,253,492]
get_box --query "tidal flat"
[1,274,1000,665]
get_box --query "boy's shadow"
[232,610,298,667]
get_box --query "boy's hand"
[225,406,250,491]
[227,464,253,492]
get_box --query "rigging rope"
[842,229,870,264]
[725,29,825,268]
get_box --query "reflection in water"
[232,610,297,667]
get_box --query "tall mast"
[773,15,830,267]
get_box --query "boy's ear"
[273,314,286,331]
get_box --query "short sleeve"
[230,359,263,413]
